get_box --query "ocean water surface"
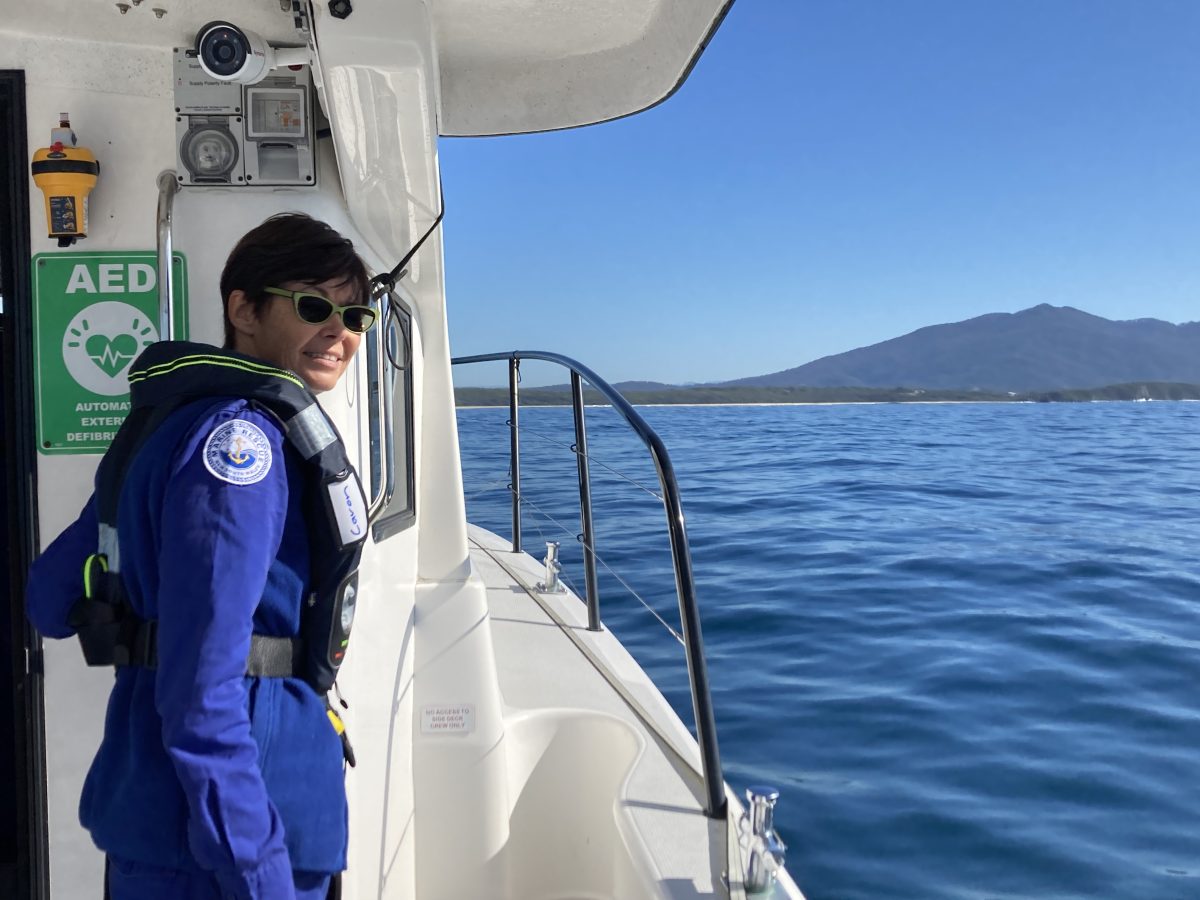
[457,401,1200,900]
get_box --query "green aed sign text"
[34,251,188,455]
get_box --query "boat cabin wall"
[1,3,472,895]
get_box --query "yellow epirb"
[31,115,99,247]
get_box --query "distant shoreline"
[458,400,1037,409]
[455,381,1200,408]
[457,399,1193,410]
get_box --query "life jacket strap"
[111,619,303,678]
[244,634,305,678]
[113,617,156,668]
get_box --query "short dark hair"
[219,213,371,347]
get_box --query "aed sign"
[33,251,188,455]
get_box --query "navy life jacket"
[68,341,368,694]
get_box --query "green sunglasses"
[263,286,378,334]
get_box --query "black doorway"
[0,68,48,900]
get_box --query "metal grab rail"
[452,350,726,820]
[155,170,178,340]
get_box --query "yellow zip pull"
[326,701,356,767]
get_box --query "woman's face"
[229,276,363,393]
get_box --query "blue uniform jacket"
[27,398,348,899]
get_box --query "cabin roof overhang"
[432,0,735,136]
[0,0,734,137]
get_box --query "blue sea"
[457,401,1200,900]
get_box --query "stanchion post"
[508,356,521,553]
[571,372,601,631]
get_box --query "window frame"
[366,289,415,541]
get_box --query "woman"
[27,213,375,900]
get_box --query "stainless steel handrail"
[451,350,727,820]
[155,170,178,340]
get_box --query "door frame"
[0,68,49,900]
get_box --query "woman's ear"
[226,289,259,347]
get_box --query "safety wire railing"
[452,351,726,819]
[470,420,686,644]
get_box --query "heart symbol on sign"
[84,333,139,378]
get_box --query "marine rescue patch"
[202,419,272,485]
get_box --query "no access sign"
[33,251,189,455]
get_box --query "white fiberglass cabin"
[0,2,802,897]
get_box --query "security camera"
[195,21,309,85]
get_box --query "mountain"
[723,305,1200,392]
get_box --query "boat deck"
[469,524,738,899]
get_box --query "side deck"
[470,523,802,899]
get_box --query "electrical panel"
[173,49,315,188]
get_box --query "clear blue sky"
[441,0,1200,387]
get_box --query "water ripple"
[460,402,1200,899]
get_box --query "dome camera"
[195,21,309,85]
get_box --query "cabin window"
[367,291,415,540]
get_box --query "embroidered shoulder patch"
[202,419,273,486]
